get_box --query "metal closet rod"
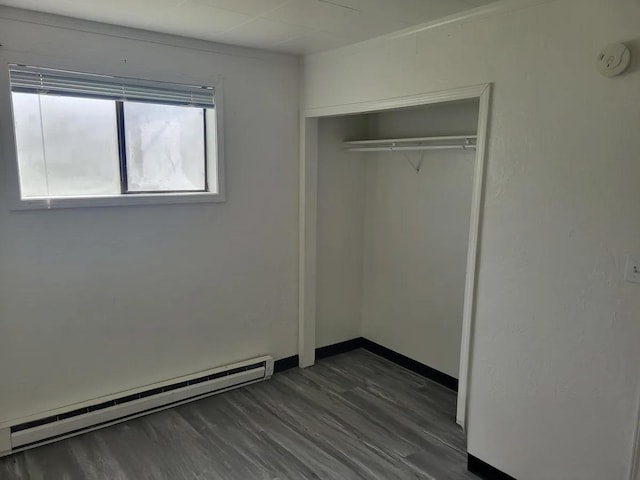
[344,135,477,145]
[346,144,476,152]
[343,135,478,153]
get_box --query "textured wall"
[304,0,640,478]
[0,8,300,424]
[316,115,367,348]
[361,102,478,379]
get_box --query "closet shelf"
[343,135,477,152]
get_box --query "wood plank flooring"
[0,349,475,479]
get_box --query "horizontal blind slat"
[9,65,215,108]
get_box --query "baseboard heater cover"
[0,355,273,456]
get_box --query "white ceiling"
[0,0,500,55]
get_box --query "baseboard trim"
[316,338,364,360]
[311,337,458,392]
[359,338,458,392]
[275,339,458,393]
[274,355,299,373]
[468,455,517,480]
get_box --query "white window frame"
[0,61,225,210]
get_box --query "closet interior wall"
[316,114,368,348]
[362,100,478,379]
[316,100,478,379]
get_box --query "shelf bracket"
[462,138,474,151]
[403,152,425,173]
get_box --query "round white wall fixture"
[597,43,631,77]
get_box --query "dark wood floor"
[0,349,475,479]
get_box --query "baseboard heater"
[0,355,274,457]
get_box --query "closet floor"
[0,349,475,479]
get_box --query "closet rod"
[345,144,477,152]
[344,135,477,146]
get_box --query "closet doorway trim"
[298,84,492,430]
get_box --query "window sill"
[12,191,225,210]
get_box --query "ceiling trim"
[304,0,558,59]
[0,6,299,64]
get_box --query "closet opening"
[299,85,491,431]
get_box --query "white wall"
[315,102,477,372]
[305,0,640,479]
[361,102,477,378]
[316,115,367,348]
[0,8,300,424]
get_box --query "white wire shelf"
[343,135,477,152]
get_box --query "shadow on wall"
[624,38,640,74]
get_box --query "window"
[9,65,222,208]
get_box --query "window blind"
[9,65,215,109]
